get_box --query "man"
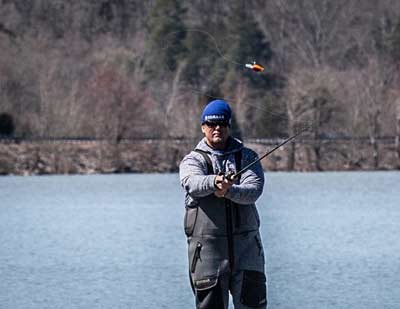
[179,100,267,308]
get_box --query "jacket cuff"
[208,175,218,191]
[224,185,239,200]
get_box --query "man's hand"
[214,175,233,197]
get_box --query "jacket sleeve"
[225,149,265,205]
[179,152,217,197]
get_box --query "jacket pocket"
[240,270,267,308]
[188,236,229,282]
[184,206,198,237]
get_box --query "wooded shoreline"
[2,1,400,148]
[1,138,398,175]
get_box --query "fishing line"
[182,85,287,121]
[162,29,244,67]
[181,84,315,135]
[182,87,315,137]
[162,29,265,72]
[160,28,315,136]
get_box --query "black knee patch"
[240,270,267,308]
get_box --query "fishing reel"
[220,170,236,182]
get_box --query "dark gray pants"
[188,229,267,308]
[192,268,267,309]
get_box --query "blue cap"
[201,100,232,124]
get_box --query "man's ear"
[201,125,205,134]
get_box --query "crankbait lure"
[245,61,265,72]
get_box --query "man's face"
[201,121,230,150]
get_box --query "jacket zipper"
[191,242,202,273]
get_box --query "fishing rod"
[224,126,309,181]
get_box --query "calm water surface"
[1,172,400,308]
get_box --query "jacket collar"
[195,136,243,156]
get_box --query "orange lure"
[245,61,265,72]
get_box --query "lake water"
[1,172,400,309]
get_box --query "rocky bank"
[0,138,399,176]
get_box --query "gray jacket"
[179,137,265,236]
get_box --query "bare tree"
[253,0,364,71]
[285,67,344,170]
[347,57,398,168]
[396,97,400,164]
